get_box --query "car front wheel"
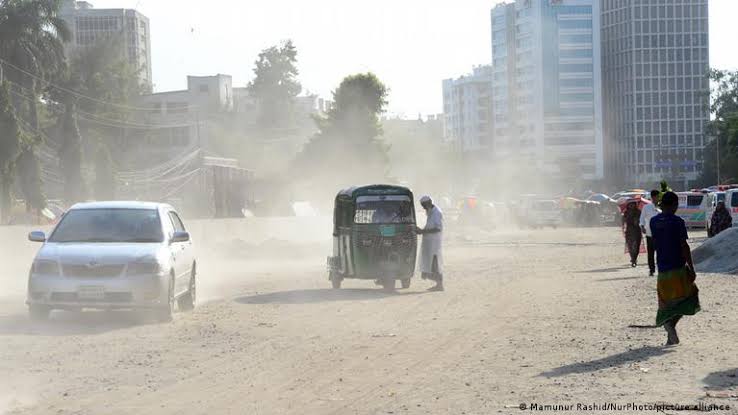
[154,276,174,323]
[178,269,196,312]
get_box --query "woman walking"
[623,201,642,267]
[709,201,732,237]
[651,192,700,345]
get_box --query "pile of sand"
[693,227,738,274]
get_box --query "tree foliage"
[0,0,70,124]
[247,40,301,129]
[0,81,23,222]
[294,73,390,196]
[1,0,69,214]
[59,36,144,199]
[698,69,738,185]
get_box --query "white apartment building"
[491,0,603,182]
[442,65,493,153]
[60,0,152,88]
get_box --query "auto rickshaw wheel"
[329,272,342,289]
[400,279,411,289]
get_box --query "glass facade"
[601,0,709,187]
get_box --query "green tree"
[0,81,23,222]
[0,0,70,125]
[294,73,390,196]
[247,40,302,129]
[698,69,738,185]
[58,104,85,204]
[59,36,144,199]
[1,0,69,213]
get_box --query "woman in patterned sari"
[623,202,642,267]
[650,192,700,346]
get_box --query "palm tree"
[0,0,71,126]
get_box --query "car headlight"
[32,260,59,276]
[126,261,162,276]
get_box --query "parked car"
[26,201,196,322]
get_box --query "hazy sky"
[90,0,738,117]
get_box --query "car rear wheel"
[381,278,395,292]
[178,269,196,312]
[400,279,411,289]
[29,305,50,321]
[329,272,342,289]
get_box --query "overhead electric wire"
[161,169,204,200]
[6,80,200,130]
[0,57,201,112]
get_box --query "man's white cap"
[420,195,432,204]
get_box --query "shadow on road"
[539,346,674,378]
[235,288,425,305]
[0,310,155,336]
[576,267,624,274]
[597,276,643,282]
[703,368,738,390]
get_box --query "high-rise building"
[442,65,493,153]
[601,0,709,188]
[60,0,152,89]
[491,0,603,184]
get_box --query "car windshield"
[354,201,414,224]
[49,208,164,243]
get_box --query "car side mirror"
[170,231,190,244]
[28,231,46,243]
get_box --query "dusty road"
[1,220,737,414]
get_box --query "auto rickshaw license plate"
[379,225,396,237]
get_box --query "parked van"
[725,189,738,228]
[676,191,706,228]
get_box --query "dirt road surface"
[1,220,737,414]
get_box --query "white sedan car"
[26,201,197,322]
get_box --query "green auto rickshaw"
[327,185,417,290]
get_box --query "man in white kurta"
[417,196,444,291]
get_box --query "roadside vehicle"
[327,185,417,290]
[704,192,726,236]
[26,201,196,322]
[725,189,738,228]
[526,199,563,228]
[612,190,649,202]
[676,191,706,228]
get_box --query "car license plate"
[78,286,105,300]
